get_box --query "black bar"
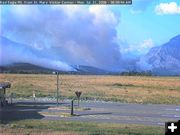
[56,72,59,106]
[71,100,74,116]
[0,0,132,5]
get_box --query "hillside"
[138,35,180,75]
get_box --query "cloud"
[155,2,180,15]
[1,5,122,71]
[121,38,154,55]
[140,39,154,49]
[89,5,118,26]
[52,5,86,17]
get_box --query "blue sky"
[113,0,180,56]
[0,1,180,71]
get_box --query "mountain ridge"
[0,63,110,75]
[138,34,180,75]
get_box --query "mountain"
[138,35,180,75]
[0,36,110,74]
[0,36,74,71]
[0,63,110,75]
[0,63,57,74]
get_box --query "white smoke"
[0,36,75,71]
[1,5,122,71]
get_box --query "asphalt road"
[1,98,180,126]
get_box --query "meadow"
[0,120,164,135]
[1,74,180,105]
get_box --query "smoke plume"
[0,5,122,71]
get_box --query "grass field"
[0,74,176,134]
[0,74,180,104]
[0,120,164,135]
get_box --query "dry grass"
[0,74,180,104]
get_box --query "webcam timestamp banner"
[0,0,132,5]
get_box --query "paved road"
[1,98,180,126]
